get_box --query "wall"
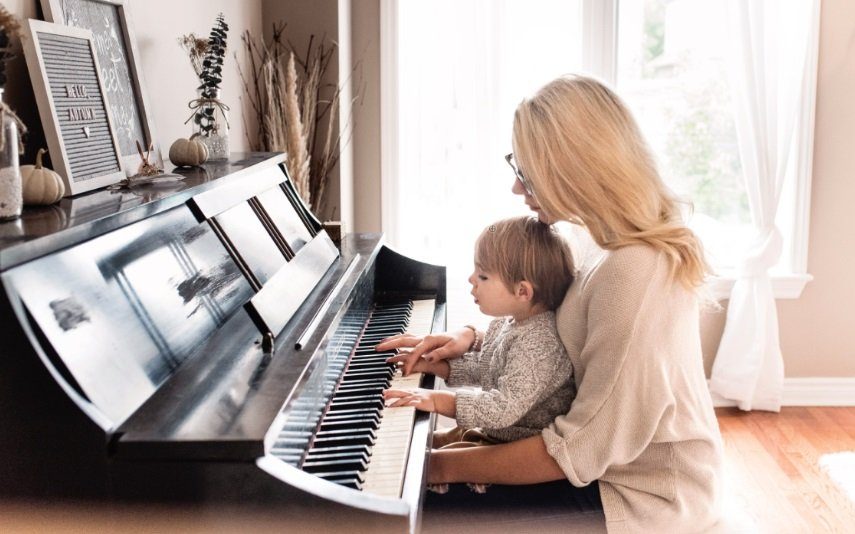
[4,0,261,166]
[776,0,855,378]
[351,0,382,233]
[259,0,351,227]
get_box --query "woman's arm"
[428,435,566,485]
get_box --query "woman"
[379,75,723,533]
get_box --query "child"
[383,216,576,459]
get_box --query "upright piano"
[0,153,446,533]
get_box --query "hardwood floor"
[716,407,855,533]
[422,407,855,533]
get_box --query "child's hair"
[474,216,575,310]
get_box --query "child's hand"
[386,351,451,379]
[383,388,457,418]
[383,388,437,412]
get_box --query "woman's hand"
[383,388,456,418]
[376,328,475,375]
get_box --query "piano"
[0,153,446,533]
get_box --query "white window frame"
[380,0,815,300]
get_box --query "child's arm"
[383,388,456,418]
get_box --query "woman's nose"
[511,177,527,196]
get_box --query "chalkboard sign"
[22,20,125,195]
[42,0,162,175]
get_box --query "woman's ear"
[516,281,535,302]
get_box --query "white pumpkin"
[21,149,65,205]
[169,136,209,167]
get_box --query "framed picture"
[41,0,162,175]
[22,19,125,195]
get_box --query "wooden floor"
[716,407,855,533]
[422,407,855,533]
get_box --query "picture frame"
[40,0,162,176]
[22,19,125,195]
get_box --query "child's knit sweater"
[447,311,575,442]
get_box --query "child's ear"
[516,281,535,302]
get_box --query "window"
[382,0,815,305]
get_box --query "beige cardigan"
[542,235,723,533]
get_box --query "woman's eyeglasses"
[504,153,534,196]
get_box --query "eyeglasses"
[504,153,535,196]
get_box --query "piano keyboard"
[271,298,435,496]
[361,299,434,497]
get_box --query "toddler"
[383,216,577,484]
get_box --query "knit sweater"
[542,236,723,533]
[446,312,575,442]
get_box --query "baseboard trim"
[708,378,855,407]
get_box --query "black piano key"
[345,362,392,372]
[342,368,393,380]
[302,457,368,473]
[321,410,381,423]
[332,387,385,399]
[320,416,380,430]
[311,433,375,448]
[316,469,366,483]
[305,444,371,456]
[328,399,384,412]
[316,427,376,440]
[336,378,388,387]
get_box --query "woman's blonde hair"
[512,74,709,289]
[475,216,575,311]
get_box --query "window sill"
[706,273,813,300]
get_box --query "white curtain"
[709,0,820,411]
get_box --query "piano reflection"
[0,153,446,533]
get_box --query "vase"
[0,88,23,221]
[191,87,229,161]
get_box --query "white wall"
[5,0,262,165]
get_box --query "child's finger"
[386,395,416,408]
[383,388,414,399]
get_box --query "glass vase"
[192,87,229,161]
[0,88,23,221]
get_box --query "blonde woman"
[378,75,723,532]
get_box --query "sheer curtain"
[388,0,583,328]
[709,0,821,411]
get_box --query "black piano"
[0,153,446,533]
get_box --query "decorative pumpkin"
[169,135,208,167]
[21,149,65,205]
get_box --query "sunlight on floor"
[819,451,855,504]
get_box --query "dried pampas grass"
[284,51,310,198]
[237,23,360,213]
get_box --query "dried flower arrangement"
[0,5,26,152]
[185,13,230,136]
[178,33,209,79]
[237,23,360,212]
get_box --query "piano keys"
[0,153,446,533]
